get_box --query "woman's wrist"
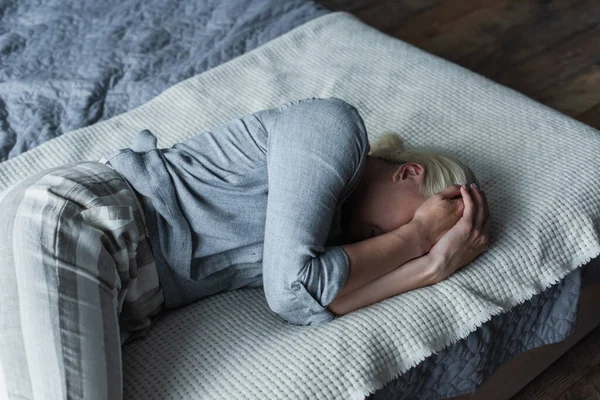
[423,251,449,285]
[329,252,447,316]
[402,219,433,256]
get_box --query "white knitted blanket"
[2,12,600,400]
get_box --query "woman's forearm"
[327,253,441,316]
[335,221,430,299]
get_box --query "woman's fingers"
[474,187,491,251]
[460,185,476,226]
[480,189,491,235]
[441,184,463,199]
[470,184,486,229]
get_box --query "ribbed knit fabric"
[2,12,600,400]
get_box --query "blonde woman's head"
[340,132,479,244]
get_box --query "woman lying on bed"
[0,97,489,399]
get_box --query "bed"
[1,2,600,400]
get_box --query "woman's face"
[340,158,426,244]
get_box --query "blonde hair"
[368,132,479,199]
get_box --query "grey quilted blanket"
[0,0,328,160]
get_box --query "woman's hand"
[427,184,490,284]
[409,184,465,250]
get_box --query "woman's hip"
[0,161,165,343]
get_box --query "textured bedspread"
[2,12,600,399]
[0,0,328,160]
[371,264,594,399]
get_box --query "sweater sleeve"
[255,97,370,325]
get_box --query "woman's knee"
[0,180,123,400]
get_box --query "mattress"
[1,8,598,400]
[0,0,329,160]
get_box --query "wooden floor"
[513,326,600,400]
[314,1,600,399]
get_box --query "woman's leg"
[0,162,164,399]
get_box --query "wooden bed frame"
[447,256,600,400]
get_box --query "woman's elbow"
[263,279,336,326]
[262,280,291,316]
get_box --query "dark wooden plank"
[389,0,518,58]
[472,0,600,78]
[513,326,600,400]
[391,0,587,69]
[576,104,600,131]
[539,65,600,117]
[320,0,599,78]
[415,0,598,78]
[492,24,600,101]
[556,365,600,400]
[315,0,383,14]
[316,0,442,34]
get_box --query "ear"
[395,163,424,181]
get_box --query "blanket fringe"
[355,247,600,399]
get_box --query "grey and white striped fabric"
[0,161,164,399]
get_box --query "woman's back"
[102,97,371,324]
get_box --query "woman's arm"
[256,97,374,325]
[327,253,441,316]
[329,184,491,316]
[334,220,431,299]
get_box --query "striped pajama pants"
[0,161,165,399]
